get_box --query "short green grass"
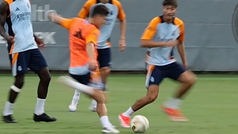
[0,74,237,134]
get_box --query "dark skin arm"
[0,1,14,44]
[30,0,44,49]
[34,34,45,49]
[0,1,44,49]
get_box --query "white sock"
[35,98,46,115]
[58,76,94,95]
[100,116,111,128]
[71,90,80,105]
[164,97,182,110]
[122,107,134,117]
[3,101,14,116]
[90,99,97,108]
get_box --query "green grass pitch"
[0,74,237,134]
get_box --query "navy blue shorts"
[9,49,47,76]
[69,70,104,89]
[146,62,185,88]
[70,72,91,85]
[97,48,111,68]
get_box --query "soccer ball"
[130,115,149,133]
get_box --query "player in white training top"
[0,0,56,123]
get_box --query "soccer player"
[69,0,127,112]
[48,5,119,133]
[0,0,56,123]
[118,0,196,128]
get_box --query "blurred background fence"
[0,0,238,72]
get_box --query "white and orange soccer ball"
[130,115,149,133]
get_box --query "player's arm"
[77,0,91,18]
[47,11,65,25]
[86,29,100,71]
[86,42,97,71]
[140,18,178,48]
[177,41,187,68]
[33,34,45,49]
[141,31,179,47]
[0,1,14,44]
[119,19,126,40]
[117,1,127,51]
[177,23,187,68]
[47,11,74,30]
[0,1,8,39]
[30,1,44,48]
[118,19,126,51]
[141,40,178,48]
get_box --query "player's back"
[67,18,99,67]
[5,0,37,54]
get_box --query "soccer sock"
[35,98,46,115]
[100,116,111,128]
[3,101,14,116]
[164,97,182,109]
[122,107,134,117]
[58,76,94,95]
[71,90,80,105]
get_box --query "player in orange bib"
[69,0,127,112]
[47,5,119,133]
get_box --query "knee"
[146,94,158,103]
[105,68,111,75]
[14,80,24,89]
[41,74,51,83]
[101,67,111,75]
[14,75,24,88]
[93,90,105,104]
[187,74,197,85]
[38,68,51,83]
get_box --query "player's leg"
[68,69,94,112]
[89,48,111,111]
[2,52,28,123]
[28,49,56,122]
[58,74,119,133]
[68,64,102,112]
[163,62,196,121]
[92,89,118,133]
[100,66,110,89]
[98,48,111,90]
[88,69,104,112]
[68,90,81,112]
[67,73,107,117]
[119,65,164,128]
[174,70,196,98]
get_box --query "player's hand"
[89,61,97,71]
[6,36,15,44]
[46,10,57,22]
[35,37,45,49]
[118,39,126,52]
[183,61,188,69]
[165,40,179,47]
